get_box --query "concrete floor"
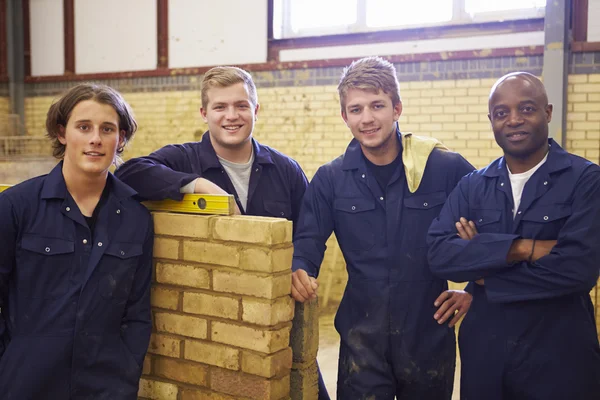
[317,310,461,400]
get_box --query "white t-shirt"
[508,152,548,219]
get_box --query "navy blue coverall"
[427,139,600,400]
[292,132,474,399]
[115,132,308,226]
[0,162,154,399]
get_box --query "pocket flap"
[21,234,74,256]
[403,191,447,210]
[472,209,502,227]
[105,242,143,259]
[521,204,572,223]
[264,200,292,219]
[334,198,376,213]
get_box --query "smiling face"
[341,88,402,158]
[58,100,123,178]
[488,74,552,163]
[200,82,259,153]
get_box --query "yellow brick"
[239,246,293,273]
[455,114,480,122]
[444,88,468,97]
[210,368,290,400]
[587,131,600,140]
[419,89,444,98]
[588,113,600,121]
[183,241,240,267]
[567,112,587,121]
[143,354,152,375]
[431,97,456,105]
[153,212,211,239]
[468,87,490,96]
[242,296,295,326]
[148,334,181,358]
[588,94,600,101]
[180,389,237,400]
[571,140,599,149]
[407,81,432,89]
[455,96,480,105]
[151,286,180,310]
[456,132,482,140]
[443,123,467,131]
[408,115,431,123]
[155,312,208,339]
[568,93,587,103]
[466,123,492,132]
[456,79,482,88]
[573,122,600,131]
[156,263,210,289]
[573,83,600,93]
[184,340,240,370]
[467,140,492,149]
[432,80,456,89]
[587,75,600,83]
[568,75,588,84]
[568,131,587,140]
[431,114,454,123]
[442,140,467,150]
[183,292,239,320]
[138,378,178,400]
[212,321,291,353]
[420,123,443,132]
[241,348,293,378]
[153,237,180,260]
[211,216,292,245]
[478,148,504,157]
[154,357,209,387]
[213,270,291,299]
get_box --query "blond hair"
[338,56,401,112]
[201,66,258,108]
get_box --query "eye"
[522,106,535,113]
[102,126,115,133]
[494,110,507,118]
[238,104,249,109]
[213,105,224,110]
[373,104,384,109]
[349,108,360,114]
[78,124,89,131]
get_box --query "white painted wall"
[75,0,157,74]
[169,0,268,68]
[588,0,600,42]
[30,0,64,76]
[280,31,545,62]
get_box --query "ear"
[200,107,208,123]
[341,109,349,126]
[254,103,260,121]
[57,125,67,145]
[118,130,126,149]
[393,101,403,121]
[487,113,492,123]
[545,103,553,124]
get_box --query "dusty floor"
[317,310,461,400]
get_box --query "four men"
[1,59,598,399]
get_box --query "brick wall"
[140,212,309,400]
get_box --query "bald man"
[426,72,600,399]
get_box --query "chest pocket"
[99,242,143,301]
[472,209,503,233]
[18,234,75,299]
[264,200,292,220]
[334,198,377,252]
[520,204,572,239]
[403,191,447,248]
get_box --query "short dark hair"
[45,83,137,160]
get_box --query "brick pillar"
[290,299,320,400]
[593,279,600,343]
[139,213,295,400]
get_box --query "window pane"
[367,0,453,28]
[465,0,546,14]
[290,0,357,32]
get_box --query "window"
[273,0,546,39]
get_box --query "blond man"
[291,57,475,399]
